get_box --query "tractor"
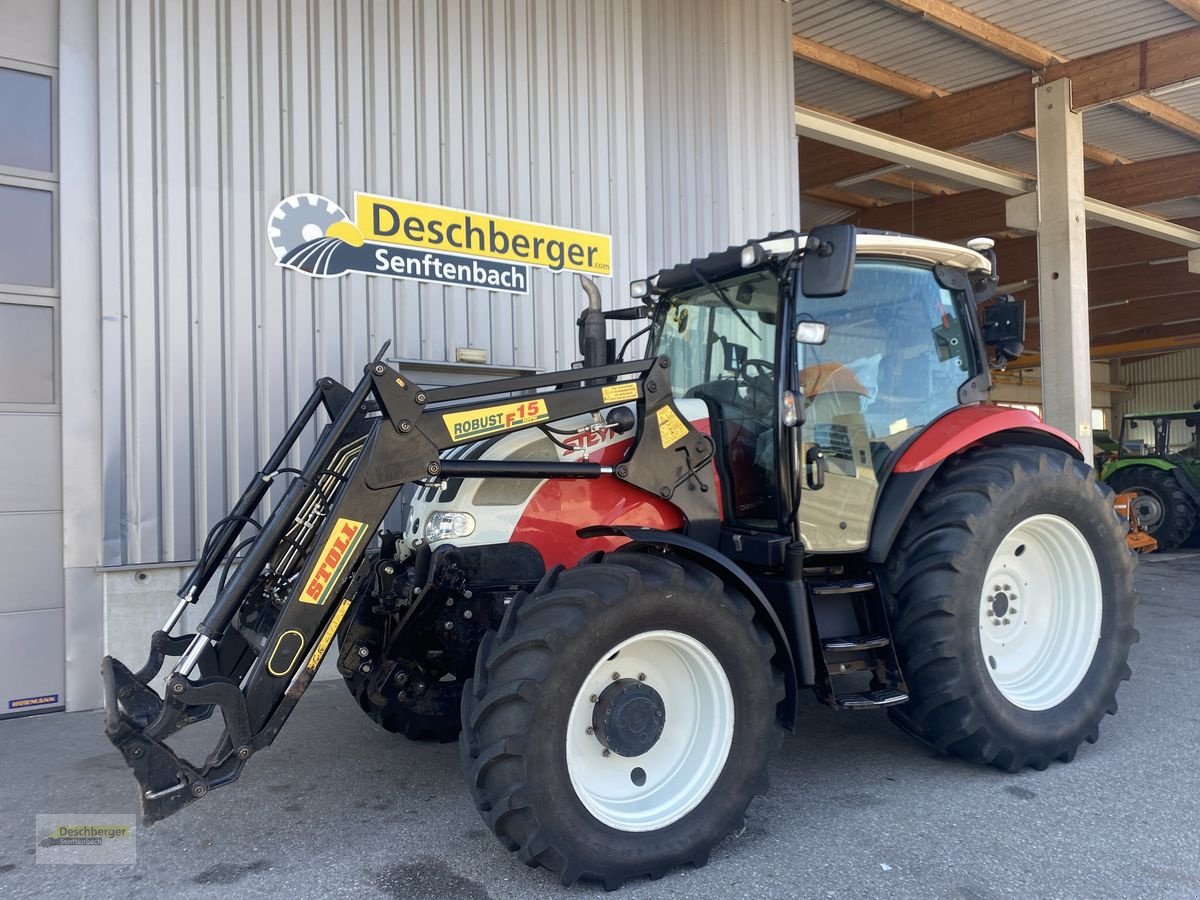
[101,226,1137,889]
[1100,408,1200,550]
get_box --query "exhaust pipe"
[577,274,608,371]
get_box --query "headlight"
[424,511,476,543]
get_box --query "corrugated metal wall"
[1117,349,1200,417]
[94,0,797,565]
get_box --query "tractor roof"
[648,230,991,294]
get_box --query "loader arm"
[102,351,717,824]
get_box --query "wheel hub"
[592,678,665,757]
[1132,493,1163,530]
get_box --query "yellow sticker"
[299,518,369,606]
[601,382,640,404]
[656,405,689,449]
[307,598,352,672]
[442,398,549,443]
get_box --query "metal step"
[810,579,876,596]
[822,634,890,652]
[836,689,909,710]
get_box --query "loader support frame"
[102,351,717,823]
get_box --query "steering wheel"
[736,358,776,413]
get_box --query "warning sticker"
[601,382,640,404]
[656,405,689,448]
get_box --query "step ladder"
[807,575,908,710]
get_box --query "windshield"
[1119,414,1200,458]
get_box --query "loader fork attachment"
[101,351,717,823]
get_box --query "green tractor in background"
[1100,404,1200,550]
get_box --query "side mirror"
[982,295,1025,365]
[801,225,855,298]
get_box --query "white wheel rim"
[565,630,734,832]
[978,514,1103,711]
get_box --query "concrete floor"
[1,551,1198,899]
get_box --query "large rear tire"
[883,446,1137,771]
[1106,466,1197,551]
[459,550,782,889]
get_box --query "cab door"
[796,260,978,552]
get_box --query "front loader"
[103,226,1137,888]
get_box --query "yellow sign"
[308,598,352,672]
[300,518,369,606]
[601,382,640,404]
[443,398,550,443]
[656,405,689,448]
[356,193,611,276]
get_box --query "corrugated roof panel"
[954,134,1038,173]
[792,57,910,118]
[800,197,855,227]
[793,0,1024,93]
[1083,106,1200,161]
[851,180,933,203]
[1136,198,1200,219]
[1150,81,1200,119]
[955,0,1194,59]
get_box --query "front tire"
[884,446,1137,771]
[459,550,782,889]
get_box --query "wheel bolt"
[1003,618,1010,625]
[589,694,598,703]
[993,619,1001,626]
[463,610,473,619]
[1003,584,1011,592]
[586,726,594,735]
[444,621,454,631]
[637,673,646,682]
[602,749,611,758]
[611,672,621,680]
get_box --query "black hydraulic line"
[438,459,607,479]
[424,357,653,404]
[177,385,326,602]
[193,371,375,642]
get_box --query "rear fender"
[1100,457,1174,480]
[578,525,798,730]
[867,406,1083,565]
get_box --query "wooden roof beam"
[876,0,1200,144]
[799,27,1200,189]
[993,218,1200,282]
[850,150,1200,240]
[791,34,1128,167]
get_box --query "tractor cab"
[642,231,994,553]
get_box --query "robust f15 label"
[442,399,549,443]
[300,518,368,605]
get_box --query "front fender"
[867,406,1083,564]
[578,525,798,730]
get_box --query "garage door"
[0,60,64,718]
